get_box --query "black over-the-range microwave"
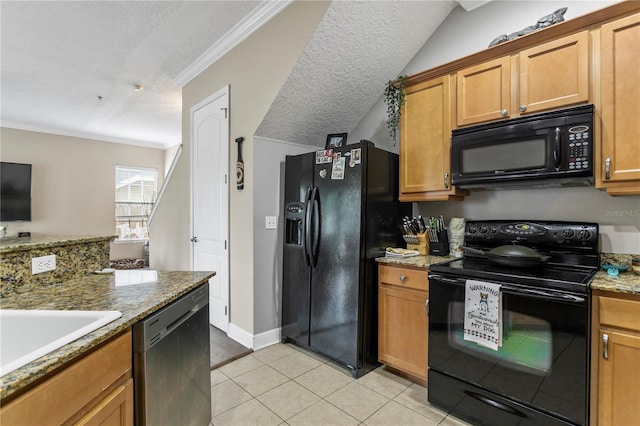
[450,104,594,189]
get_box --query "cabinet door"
[600,13,640,188]
[519,31,589,115]
[75,379,134,426]
[379,284,428,382]
[456,56,511,126]
[400,76,450,194]
[597,329,640,426]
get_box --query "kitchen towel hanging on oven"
[464,280,502,351]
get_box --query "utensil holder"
[404,233,428,255]
[429,230,450,256]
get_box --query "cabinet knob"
[605,157,611,180]
[444,172,450,189]
[400,275,407,282]
[603,333,609,360]
[519,105,527,113]
[500,109,508,117]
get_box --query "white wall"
[0,127,165,259]
[352,0,639,255]
[150,1,330,339]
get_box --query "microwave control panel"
[567,124,590,170]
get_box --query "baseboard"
[228,323,254,349]
[253,328,281,350]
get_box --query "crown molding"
[175,1,293,87]
[1,121,176,150]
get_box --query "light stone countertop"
[590,270,640,295]
[375,254,455,268]
[0,270,215,401]
[0,234,116,254]
[376,254,640,295]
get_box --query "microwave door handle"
[553,127,561,171]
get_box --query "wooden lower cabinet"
[75,379,134,426]
[0,330,133,426]
[590,291,640,426]
[378,264,429,385]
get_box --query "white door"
[191,86,229,330]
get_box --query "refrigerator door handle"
[308,186,320,267]
[303,187,312,267]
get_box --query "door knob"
[190,236,198,243]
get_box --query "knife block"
[404,233,428,255]
[429,230,450,256]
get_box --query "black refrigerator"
[282,140,409,377]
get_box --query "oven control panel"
[466,220,599,248]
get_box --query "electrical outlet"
[265,216,277,230]
[32,254,56,274]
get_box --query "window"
[115,166,157,240]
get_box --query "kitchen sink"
[0,309,122,376]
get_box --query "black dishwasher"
[133,283,211,426]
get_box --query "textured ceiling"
[0,0,263,148]
[256,0,456,147]
[1,1,482,150]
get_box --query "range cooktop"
[431,220,600,294]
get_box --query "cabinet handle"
[444,172,450,189]
[605,157,611,180]
[400,275,407,282]
[425,299,429,316]
[519,105,527,113]
[603,333,609,360]
[500,109,508,117]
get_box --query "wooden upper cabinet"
[456,56,511,126]
[456,31,589,127]
[599,13,640,192]
[399,76,468,201]
[519,31,589,114]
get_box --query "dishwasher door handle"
[165,307,200,336]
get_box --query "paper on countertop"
[464,279,502,351]
[385,247,419,257]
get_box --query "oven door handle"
[501,286,585,303]
[429,274,585,303]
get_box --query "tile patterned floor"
[209,342,472,426]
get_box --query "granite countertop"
[376,254,640,295]
[590,270,640,295]
[0,270,215,400]
[0,234,116,254]
[376,254,455,268]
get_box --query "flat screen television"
[1,162,32,222]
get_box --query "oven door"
[428,274,589,425]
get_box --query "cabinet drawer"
[379,265,428,291]
[0,330,132,425]
[599,297,640,331]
